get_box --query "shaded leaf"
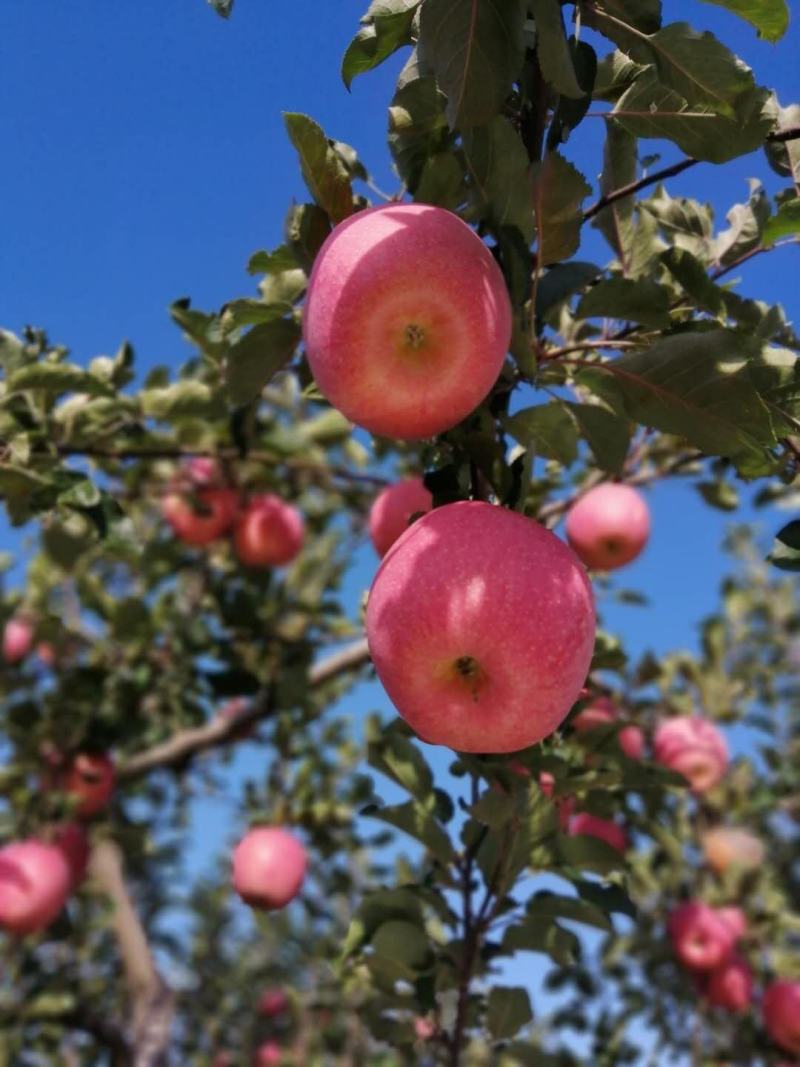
[767,519,800,571]
[7,363,114,398]
[530,0,583,99]
[284,113,354,224]
[576,277,671,328]
[592,123,637,273]
[462,117,534,239]
[531,152,591,264]
[363,801,454,864]
[342,0,420,89]
[763,198,800,244]
[225,319,301,406]
[486,986,533,1040]
[505,403,579,465]
[568,402,631,472]
[535,261,600,316]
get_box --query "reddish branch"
[118,637,371,780]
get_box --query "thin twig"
[583,157,698,222]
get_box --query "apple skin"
[63,753,115,818]
[258,989,289,1017]
[653,717,728,793]
[705,954,753,1013]
[572,696,645,760]
[414,1017,437,1041]
[366,501,595,753]
[568,812,627,854]
[162,487,239,546]
[717,906,747,942]
[668,902,736,971]
[0,839,71,935]
[232,828,307,911]
[54,824,91,889]
[701,827,765,874]
[3,617,34,665]
[303,204,512,440]
[253,1040,282,1066]
[368,478,432,558]
[565,484,650,571]
[233,495,304,568]
[764,980,800,1055]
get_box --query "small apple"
[717,906,747,942]
[701,827,765,875]
[258,988,289,1017]
[303,204,512,440]
[414,1016,437,1041]
[162,487,238,546]
[3,616,34,665]
[572,696,645,760]
[764,981,800,1055]
[0,839,71,935]
[668,901,736,972]
[568,812,627,854]
[366,501,595,753]
[53,823,90,890]
[232,827,307,911]
[233,495,304,568]
[565,484,650,571]
[63,753,115,818]
[368,478,432,557]
[253,1040,282,1066]
[705,954,753,1013]
[653,717,728,793]
[538,772,575,829]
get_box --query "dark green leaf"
[568,402,631,472]
[526,891,613,931]
[414,152,466,209]
[285,203,332,272]
[470,788,516,829]
[575,878,637,919]
[368,732,434,800]
[505,403,579,465]
[763,198,800,244]
[363,801,454,864]
[486,986,533,1040]
[283,113,354,224]
[208,0,233,17]
[557,833,627,874]
[661,247,724,315]
[501,916,580,965]
[225,319,301,406]
[767,519,800,571]
[462,117,534,239]
[699,0,789,42]
[535,261,601,316]
[531,152,592,264]
[342,888,424,956]
[576,277,671,328]
[246,245,298,276]
[697,480,739,511]
[713,181,770,265]
[342,1,420,89]
[530,0,583,98]
[388,76,450,190]
[592,124,637,273]
[371,920,435,979]
[7,362,114,398]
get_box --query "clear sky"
[1,1,799,1058]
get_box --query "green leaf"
[557,833,627,874]
[470,788,516,829]
[368,732,433,800]
[764,102,800,185]
[593,50,646,102]
[225,319,301,406]
[575,878,637,919]
[7,362,114,398]
[283,113,354,224]
[140,380,224,420]
[547,38,597,146]
[504,402,579,465]
[713,181,770,264]
[575,277,671,328]
[592,124,637,273]
[567,402,631,472]
[697,480,739,511]
[535,261,600,316]
[486,986,533,1040]
[699,0,789,42]
[419,0,526,129]
[530,0,583,99]
[501,916,580,965]
[526,891,613,931]
[341,1,419,89]
[208,0,233,17]
[461,117,534,239]
[531,151,592,264]
[363,801,454,864]
[221,299,291,330]
[371,920,435,979]
[763,198,800,244]
[661,247,724,315]
[342,888,424,956]
[170,299,227,359]
[593,0,662,33]
[767,519,800,571]
[246,245,298,276]
[284,203,332,273]
[414,151,466,210]
[388,76,450,190]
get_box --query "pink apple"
[572,696,645,759]
[3,617,34,665]
[0,839,71,935]
[63,753,115,818]
[705,954,753,1012]
[233,495,304,568]
[162,487,238,546]
[368,478,432,557]
[36,642,56,667]
[668,902,736,971]
[538,772,575,829]
[414,1016,437,1041]
[184,457,221,485]
[303,204,511,440]
[568,812,627,854]
[764,981,800,1055]
[54,824,90,890]
[366,501,595,753]
[701,827,765,874]
[653,717,728,793]
[253,1040,282,1066]
[232,828,307,911]
[565,484,650,571]
[258,988,289,1017]
[717,906,747,942]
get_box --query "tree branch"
[89,840,174,1067]
[118,637,372,781]
[583,156,698,222]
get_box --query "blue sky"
[1,0,799,1056]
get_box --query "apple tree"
[1,0,799,1064]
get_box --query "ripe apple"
[368,478,432,557]
[3,616,34,665]
[258,988,289,1017]
[0,839,71,935]
[232,827,307,910]
[701,826,765,874]
[568,812,627,854]
[253,1040,282,1066]
[54,824,90,889]
[303,203,512,440]
[162,487,238,546]
[565,484,650,571]
[653,717,728,793]
[572,696,645,760]
[717,906,747,942]
[63,753,115,818]
[366,501,595,753]
[705,954,753,1012]
[414,1016,437,1041]
[667,901,736,971]
[233,495,304,568]
[763,980,800,1055]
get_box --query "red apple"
[54,824,90,890]
[258,988,289,1017]
[653,717,728,793]
[568,812,627,854]
[565,484,650,571]
[63,753,115,818]
[366,501,595,753]
[3,617,34,665]
[414,1016,437,1041]
[303,204,512,440]
[764,981,800,1055]
[368,478,432,557]
[705,954,753,1012]
[717,906,747,942]
[0,839,71,935]
[668,902,736,971]
[162,487,238,546]
[232,828,307,911]
[572,696,645,759]
[253,1040,282,1066]
[538,772,575,829]
[233,495,304,568]
[701,827,765,874]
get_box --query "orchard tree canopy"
[1,1,799,1065]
